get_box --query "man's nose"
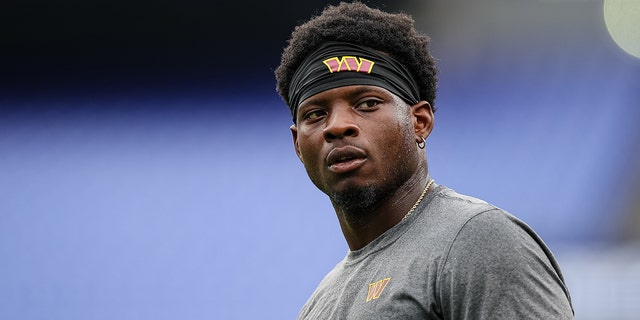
[323,106,360,141]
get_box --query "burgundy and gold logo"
[323,56,375,74]
[366,277,390,302]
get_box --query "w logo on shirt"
[366,278,391,302]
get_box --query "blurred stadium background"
[1,0,639,319]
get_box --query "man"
[275,2,574,319]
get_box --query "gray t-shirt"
[297,185,574,319]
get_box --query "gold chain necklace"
[402,179,435,221]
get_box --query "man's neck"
[334,172,430,251]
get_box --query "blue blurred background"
[1,1,639,319]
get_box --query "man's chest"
[299,256,442,320]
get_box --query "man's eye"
[304,110,325,120]
[357,99,381,109]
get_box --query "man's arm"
[438,209,574,319]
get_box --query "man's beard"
[328,183,380,215]
[325,145,415,217]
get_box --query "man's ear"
[290,124,303,163]
[411,101,434,141]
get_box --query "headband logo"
[323,56,375,74]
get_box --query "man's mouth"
[326,146,367,173]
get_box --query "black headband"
[287,41,420,123]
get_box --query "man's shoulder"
[424,185,502,226]
[433,186,492,209]
[413,185,535,253]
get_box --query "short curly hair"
[275,1,438,118]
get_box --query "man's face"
[291,85,421,209]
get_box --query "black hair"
[275,1,438,114]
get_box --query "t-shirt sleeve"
[437,209,574,319]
